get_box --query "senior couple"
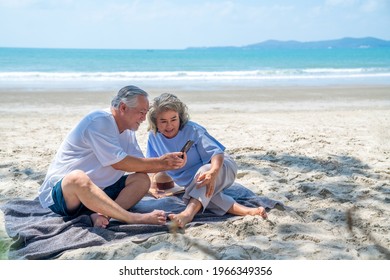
[38,85,267,229]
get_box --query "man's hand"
[159,152,187,170]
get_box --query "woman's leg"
[169,154,267,228]
[169,155,237,228]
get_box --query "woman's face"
[156,109,180,139]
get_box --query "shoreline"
[1,85,390,114]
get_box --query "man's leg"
[114,172,150,210]
[61,170,166,226]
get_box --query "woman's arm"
[196,153,224,197]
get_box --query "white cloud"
[0,0,37,8]
[360,0,380,12]
[0,0,77,9]
[325,0,358,7]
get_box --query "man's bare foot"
[168,212,194,228]
[131,210,167,225]
[90,213,110,228]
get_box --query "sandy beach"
[0,85,389,260]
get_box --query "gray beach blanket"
[1,183,285,260]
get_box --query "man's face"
[123,95,149,131]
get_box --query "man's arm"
[111,152,186,173]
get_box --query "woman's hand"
[196,154,224,198]
[196,170,218,198]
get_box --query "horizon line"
[1,36,389,51]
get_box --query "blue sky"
[0,0,389,49]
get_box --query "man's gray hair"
[111,85,149,109]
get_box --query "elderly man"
[38,85,186,228]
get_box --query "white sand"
[0,85,389,260]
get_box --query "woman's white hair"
[147,93,190,134]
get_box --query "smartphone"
[180,140,194,158]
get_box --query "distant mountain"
[244,37,390,49]
[188,37,390,50]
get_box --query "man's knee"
[63,170,92,190]
[126,173,150,192]
[126,172,150,189]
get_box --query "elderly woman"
[146,93,267,228]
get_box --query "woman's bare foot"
[228,203,268,219]
[168,212,195,228]
[168,198,202,228]
[90,213,110,228]
[249,207,268,219]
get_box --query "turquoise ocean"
[1,47,390,90]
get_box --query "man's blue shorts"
[48,175,129,217]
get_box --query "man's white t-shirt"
[38,109,144,208]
